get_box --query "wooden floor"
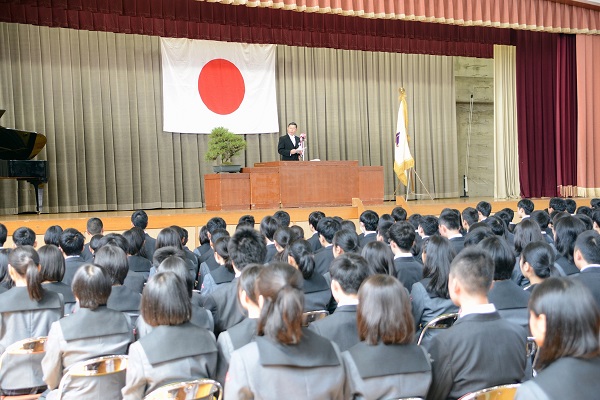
[1,196,595,248]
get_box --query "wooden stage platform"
[1,197,595,249]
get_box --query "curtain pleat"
[493,45,519,199]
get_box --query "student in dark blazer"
[572,230,600,308]
[519,241,558,293]
[0,246,64,395]
[81,217,103,262]
[122,272,218,399]
[123,228,153,280]
[260,216,279,263]
[438,210,465,255]
[193,225,211,258]
[389,221,423,292]
[313,217,342,276]
[277,122,302,161]
[197,228,230,287]
[60,228,87,286]
[358,210,379,248]
[42,265,133,399]
[307,211,326,253]
[287,239,331,312]
[200,237,235,296]
[427,248,527,400]
[554,215,586,276]
[516,278,600,399]
[343,275,432,400]
[225,263,345,400]
[131,210,156,262]
[360,241,395,276]
[309,253,369,352]
[39,244,77,315]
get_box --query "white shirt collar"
[459,303,496,318]
[394,253,414,259]
[336,298,359,307]
[581,264,600,272]
[448,233,463,240]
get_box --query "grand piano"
[0,110,49,213]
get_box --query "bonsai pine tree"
[204,126,247,165]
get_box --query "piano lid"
[0,109,47,160]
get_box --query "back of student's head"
[86,217,104,235]
[155,227,183,250]
[574,230,600,265]
[329,253,369,294]
[450,247,494,296]
[260,216,279,241]
[169,225,186,246]
[361,241,394,276]
[407,213,422,230]
[521,241,557,279]
[376,220,394,244]
[316,217,342,244]
[360,210,379,231]
[59,228,85,256]
[419,216,439,236]
[273,227,293,249]
[513,219,543,255]
[549,197,567,212]
[357,274,413,345]
[93,245,129,285]
[290,225,304,242]
[214,237,233,273]
[332,229,360,254]
[501,207,515,222]
[273,210,291,228]
[0,248,13,288]
[530,278,600,370]
[476,201,492,218]
[484,216,506,238]
[8,245,43,301]
[593,210,600,229]
[591,198,600,209]
[308,211,326,230]
[464,226,495,248]
[517,199,535,215]
[72,264,112,310]
[238,215,255,228]
[576,214,593,231]
[423,235,455,298]
[206,217,227,235]
[157,255,194,297]
[13,226,36,247]
[0,223,7,246]
[131,210,149,229]
[198,225,210,245]
[531,210,551,230]
[287,239,315,279]
[237,263,263,309]
[97,233,128,253]
[89,234,104,253]
[494,211,513,231]
[341,220,356,232]
[478,236,515,281]
[554,216,586,261]
[209,228,230,246]
[142,271,191,327]
[256,263,304,345]
[122,227,145,256]
[564,199,576,214]
[228,227,267,271]
[438,210,460,231]
[391,207,407,222]
[38,244,66,282]
[461,207,479,228]
[44,225,63,246]
[577,206,593,217]
[152,246,187,268]
[389,221,416,251]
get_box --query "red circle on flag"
[198,59,245,115]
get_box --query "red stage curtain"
[0,0,513,58]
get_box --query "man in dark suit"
[60,228,87,286]
[277,122,302,161]
[203,227,267,336]
[438,210,465,255]
[572,230,600,308]
[309,253,369,351]
[358,210,379,248]
[313,217,342,276]
[426,248,527,400]
[389,221,423,291]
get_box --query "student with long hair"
[0,246,64,395]
[225,263,345,400]
[122,272,217,399]
[38,244,76,314]
[520,241,558,292]
[287,239,331,312]
[553,216,586,276]
[410,236,458,347]
[515,278,600,399]
[512,219,545,287]
[201,236,235,295]
[343,274,432,400]
[361,241,395,276]
[332,229,360,258]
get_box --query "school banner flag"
[394,88,415,186]
[161,38,278,134]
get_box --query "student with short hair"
[389,221,423,291]
[438,210,465,255]
[548,197,567,213]
[287,239,331,312]
[314,217,342,276]
[358,210,379,247]
[273,210,291,228]
[461,207,479,232]
[38,244,76,314]
[131,210,156,262]
[122,227,153,279]
[307,211,325,252]
[194,225,211,257]
[82,217,103,261]
[122,272,218,399]
[198,217,227,266]
[59,228,86,286]
[0,223,7,248]
[260,216,279,263]
[572,230,600,308]
[391,206,407,222]
[12,226,36,247]
[44,225,63,247]
[476,201,492,222]
[517,199,534,220]
[361,241,395,276]
[343,274,432,400]
[200,236,235,296]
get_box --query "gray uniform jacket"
[215,318,257,384]
[309,304,360,352]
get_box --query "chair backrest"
[526,336,537,358]
[0,336,48,391]
[55,355,128,400]
[301,310,329,327]
[458,383,521,400]
[417,313,458,345]
[144,378,223,400]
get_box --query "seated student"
[358,210,379,247]
[520,241,559,292]
[314,217,342,276]
[81,218,103,262]
[131,210,156,262]
[361,241,395,276]
[225,263,345,400]
[154,227,196,278]
[44,225,63,247]
[572,230,600,308]
[290,225,304,242]
[565,198,576,215]
[0,248,13,293]
[593,210,600,235]
[60,228,86,286]
[122,272,218,399]
[200,237,235,296]
[0,246,64,396]
[426,248,527,400]
[236,215,255,231]
[307,211,326,253]
[197,228,230,287]
[194,225,211,258]
[203,227,267,336]
[515,278,600,400]
[12,226,37,247]
[389,221,423,292]
[170,225,200,278]
[0,223,7,249]
[411,236,458,347]
[273,210,291,228]
[391,206,407,222]
[260,216,279,263]
[438,210,465,255]
[464,226,495,248]
[461,207,479,233]
[512,219,545,287]
[309,254,369,352]
[332,229,360,258]
[553,215,586,276]
[548,197,567,215]
[531,210,556,245]
[122,227,153,281]
[215,264,263,384]
[494,211,516,246]
[38,244,76,315]
[198,217,227,267]
[376,218,394,244]
[287,239,331,312]
[41,265,133,399]
[480,236,531,329]
[93,245,141,318]
[476,201,492,222]
[343,275,432,400]
[272,227,293,262]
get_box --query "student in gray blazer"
[42,265,133,399]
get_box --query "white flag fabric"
[161,38,279,134]
[394,89,414,186]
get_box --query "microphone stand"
[299,134,306,161]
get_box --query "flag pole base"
[405,167,434,201]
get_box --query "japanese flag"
[161,38,279,134]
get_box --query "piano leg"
[32,182,44,214]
